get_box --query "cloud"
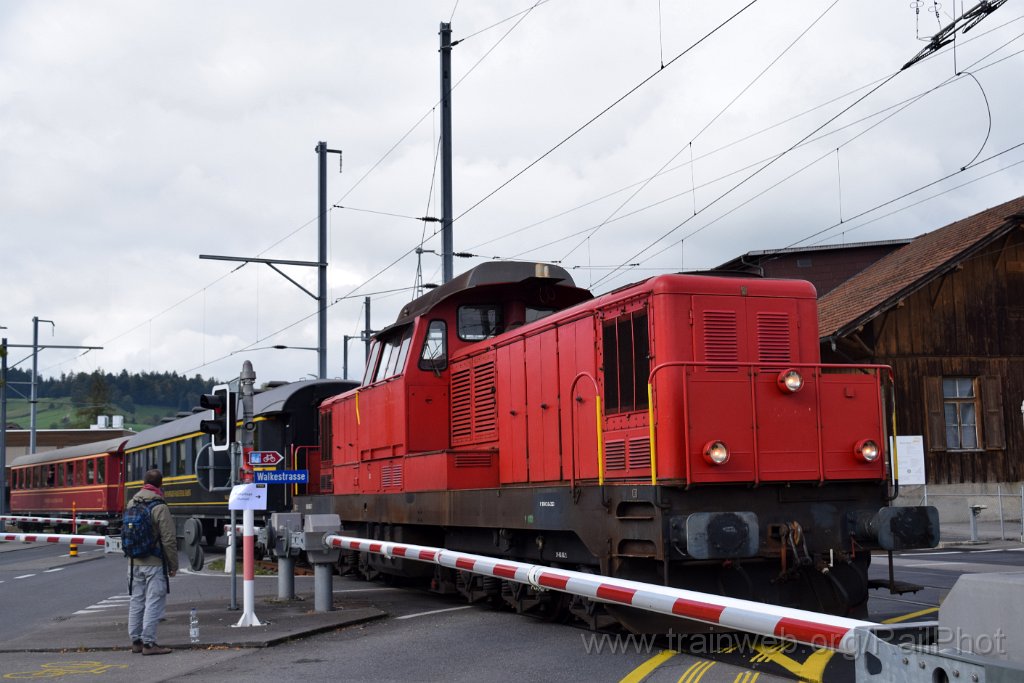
[2,0,1022,384]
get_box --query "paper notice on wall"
[892,435,926,485]
[228,483,268,510]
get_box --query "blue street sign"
[253,469,309,484]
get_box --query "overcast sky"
[3,0,1022,386]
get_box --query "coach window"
[47,464,55,488]
[602,311,650,414]
[177,441,188,476]
[419,320,448,372]
[87,459,95,485]
[458,304,503,341]
[97,457,105,484]
[57,462,66,487]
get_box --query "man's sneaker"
[142,643,172,656]
[131,640,143,654]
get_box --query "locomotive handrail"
[568,372,603,488]
[647,361,894,485]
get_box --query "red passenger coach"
[9,437,126,529]
[305,262,938,625]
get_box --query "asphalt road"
[1,541,1020,682]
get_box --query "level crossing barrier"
[0,515,109,527]
[312,531,1022,682]
[1,532,109,548]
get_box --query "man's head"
[144,469,163,489]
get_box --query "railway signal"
[199,384,235,452]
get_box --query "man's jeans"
[127,564,167,645]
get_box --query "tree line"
[4,368,221,427]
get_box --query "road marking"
[395,605,473,620]
[750,643,833,683]
[332,587,401,593]
[44,568,65,573]
[733,672,760,683]
[882,607,939,623]
[3,661,128,678]
[14,574,35,580]
[618,649,677,683]
[899,551,960,556]
[677,659,715,683]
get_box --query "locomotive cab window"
[362,340,383,386]
[419,320,448,372]
[458,304,503,341]
[602,311,650,414]
[373,326,413,383]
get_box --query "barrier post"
[69,502,78,558]
[233,507,262,627]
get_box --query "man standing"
[126,468,178,655]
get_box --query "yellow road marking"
[4,661,128,679]
[883,607,938,624]
[619,649,678,683]
[751,643,834,683]
[677,659,715,683]
[733,672,760,683]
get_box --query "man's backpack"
[122,499,164,559]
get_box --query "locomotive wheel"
[501,580,571,622]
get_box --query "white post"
[234,508,262,627]
[224,529,234,574]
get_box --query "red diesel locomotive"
[304,261,938,625]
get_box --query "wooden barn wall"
[865,228,1024,484]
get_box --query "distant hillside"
[2,369,221,431]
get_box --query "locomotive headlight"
[777,369,804,393]
[703,440,730,465]
[855,439,880,462]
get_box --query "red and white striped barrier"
[325,534,873,654]
[0,515,109,527]
[1,532,107,547]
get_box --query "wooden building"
[818,196,1024,484]
[714,239,910,296]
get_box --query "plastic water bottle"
[189,608,200,644]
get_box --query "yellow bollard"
[69,542,78,557]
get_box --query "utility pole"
[439,22,454,284]
[316,141,342,379]
[1,338,7,530]
[364,297,373,361]
[14,318,103,454]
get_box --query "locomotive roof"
[388,261,588,330]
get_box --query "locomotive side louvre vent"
[451,367,474,441]
[756,312,791,365]
[451,359,498,445]
[605,439,627,470]
[628,437,651,470]
[454,453,492,468]
[473,361,497,436]
[381,462,404,488]
[319,473,333,494]
[703,310,739,371]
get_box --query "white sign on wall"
[892,435,926,486]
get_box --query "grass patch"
[205,558,276,576]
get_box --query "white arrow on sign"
[248,451,284,466]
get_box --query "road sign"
[253,470,309,484]
[248,451,284,467]
[228,484,268,510]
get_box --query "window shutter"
[924,376,946,452]
[981,376,1005,450]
